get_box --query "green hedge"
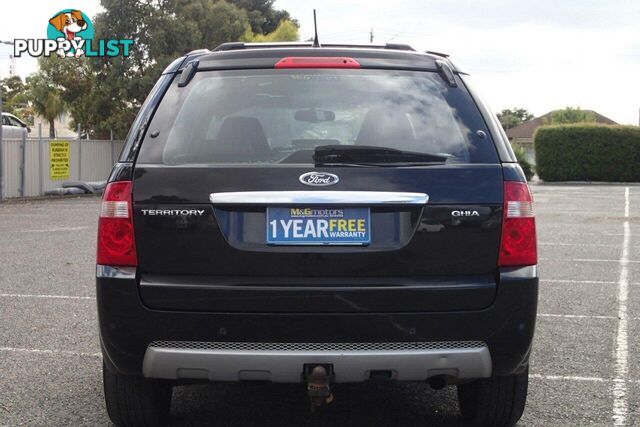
[535,124,640,182]
[512,144,535,180]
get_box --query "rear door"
[132,66,503,313]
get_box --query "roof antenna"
[312,9,321,47]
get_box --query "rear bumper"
[142,340,492,382]
[97,266,537,380]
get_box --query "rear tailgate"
[131,63,504,313]
[133,164,503,312]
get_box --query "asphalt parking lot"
[1,184,639,426]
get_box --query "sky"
[1,0,639,124]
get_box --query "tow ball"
[305,365,334,412]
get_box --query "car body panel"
[131,166,504,305]
[97,44,538,383]
[97,266,537,378]
[1,113,29,138]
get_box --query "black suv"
[97,42,537,427]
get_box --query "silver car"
[1,113,30,139]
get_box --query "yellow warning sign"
[50,140,70,180]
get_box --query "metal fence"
[0,131,124,199]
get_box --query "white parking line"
[613,187,631,426]
[538,313,640,321]
[537,196,626,200]
[19,226,90,233]
[535,210,618,214]
[544,279,617,284]
[538,313,616,320]
[540,258,640,264]
[0,347,101,357]
[530,373,609,382]
[539,242,620,248]
[537,232,625,237]
[0,293,94,300]
[0,214,49,217]
[530,374,640,384]
[625,188,630,217]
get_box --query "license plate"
[267,207,370,245]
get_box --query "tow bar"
[306,365,334,412]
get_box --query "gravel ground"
[0,185,638,426]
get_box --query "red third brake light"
[97,181,137,266]
[498,181,537,267]
[274,57,361,69]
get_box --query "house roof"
[505,110,617,139]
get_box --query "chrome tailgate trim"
[209,191,428,206]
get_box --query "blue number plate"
[267,207,370,245]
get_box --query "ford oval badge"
[299,172,339,187]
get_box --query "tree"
[26,71,65,138]
[497,108,534,130]
[548,107,596,125]
[246,19,298,42]
[20,1,298,138]
[76,0,299,138]
[1,76,31,121]
[229,0,297,34]
[37,56,98,135]
[1,76,24,112]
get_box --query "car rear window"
[137,69,499,165]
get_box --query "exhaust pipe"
[428,375,447,390]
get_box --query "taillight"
[498,181,537,267]
[274,57,360,69]
[97,181,137,266]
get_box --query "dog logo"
[47,9,93,57]
[13,8,133,59]
[49,10,88,40]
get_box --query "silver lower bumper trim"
[142,341,492,383]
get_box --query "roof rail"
[212,42,415,52]
[186,48,210,56]
[383,43,415,51]
[425,50,450,58]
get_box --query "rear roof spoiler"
[212,42,416,52]
[164,43,460,76]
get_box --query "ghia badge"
[299,172,339,187]
[451,210,480,217]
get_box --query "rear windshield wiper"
[313,145,449,166]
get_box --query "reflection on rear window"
[138,69,498,165]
